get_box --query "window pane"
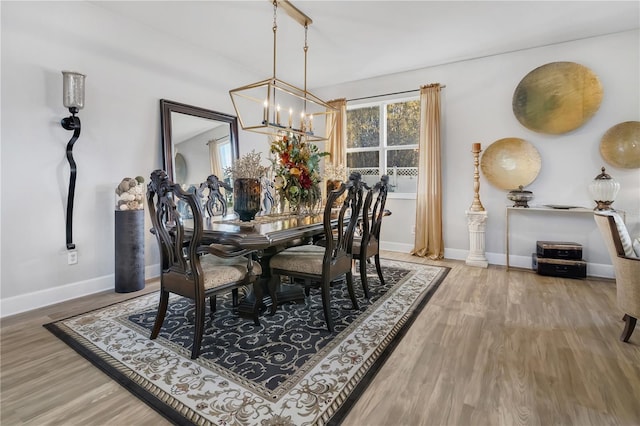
[347,106,380,148]
[387,149,418,193]
[347,151,380,185]
[387,149,418,168]
[387,100,420,146]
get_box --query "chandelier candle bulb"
[263,100,269,124]
[300,112,305,132]
[309,114,313,133]
[288,108,293,128]
[276,105,281,125]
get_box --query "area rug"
[45,259,449,425]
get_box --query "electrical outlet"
[67,250,78,265]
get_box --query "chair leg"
[232,288,239,307]
[321,278,334,332]
[621,314,637,342]
[374,254,385,286]
[209,295,217,317]
[150,290,169,339]
[359,256,370,299]
[346,271,359,310]
[268,275,279,315]
[191,298,206,359]
[252,281,263,326]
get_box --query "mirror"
[160,99,239,187]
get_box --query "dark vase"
[233,178,262,221]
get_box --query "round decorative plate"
[512,61,603,134]
[600,121,640,169]
[481,137,542,190]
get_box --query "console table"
[505,205,599,270]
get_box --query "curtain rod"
[346,84,446,103]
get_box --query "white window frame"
[346,95,419,199]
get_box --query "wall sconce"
[60,70,86,250]
[588,166,620,211]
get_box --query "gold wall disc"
[480,137,542,190]
[600,121,640,169]
[513,62,603,134]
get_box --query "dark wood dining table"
[185,210,339,318]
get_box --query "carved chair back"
[322,172,365,277]
[361,175,389,252]
[147,169,205,292]
[198,174,232,218]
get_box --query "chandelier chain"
[272,1,278,79]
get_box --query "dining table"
[185,209,341,318]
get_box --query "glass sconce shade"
[229,78,337,142]
[62,71,86,110]
[588,166,620,210]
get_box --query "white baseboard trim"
[1,244,615,319]
[0,263,161,318]
[402,247,615,279]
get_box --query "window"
[346,97,420,193]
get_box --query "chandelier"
[229,0,337,142]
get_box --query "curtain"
[411,84,444,259]
[208,139,223,179]
[325,98,347,168]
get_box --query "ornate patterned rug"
[45,259,449,425]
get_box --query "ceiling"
[92,1,639,90]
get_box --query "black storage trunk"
[536,241,582,260]
[532,254,587,279]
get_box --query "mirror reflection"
[160,99,239,188]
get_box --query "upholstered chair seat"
[199,255,263,290]
[269,245,325,275]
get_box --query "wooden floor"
[1,251,639,425]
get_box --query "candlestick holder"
[469,143,485,212]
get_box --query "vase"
[233,178,262,221]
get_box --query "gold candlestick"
[470,142,485,212]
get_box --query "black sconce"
[61,71,86,250]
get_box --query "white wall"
[1,2,638,317]
[0,1,265,316]
[315,30,640,276]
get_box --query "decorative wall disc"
[512,61,603,134]
[600,121,640,169]
[480,137,542,190]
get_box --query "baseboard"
[0,263,161,318]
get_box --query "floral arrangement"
[270,133,329,209]
[224,149,270,179]
[115,176,145,210]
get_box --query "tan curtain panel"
[411,84,444,259]
[208,139,223,179]
[326,98,347,167]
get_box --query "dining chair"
[594,211,640,342]
[147,170,263,359]
[268,172,365,332]
[198,174,232,218]
[352,175,389,299]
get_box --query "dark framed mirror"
[160,99,239,187]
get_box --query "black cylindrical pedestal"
[115,209,145,293]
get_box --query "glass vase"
[233,178,261,221]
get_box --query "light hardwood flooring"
[1,251,639,425]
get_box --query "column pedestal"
[465,210,488,268]
[115,209,145,293]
